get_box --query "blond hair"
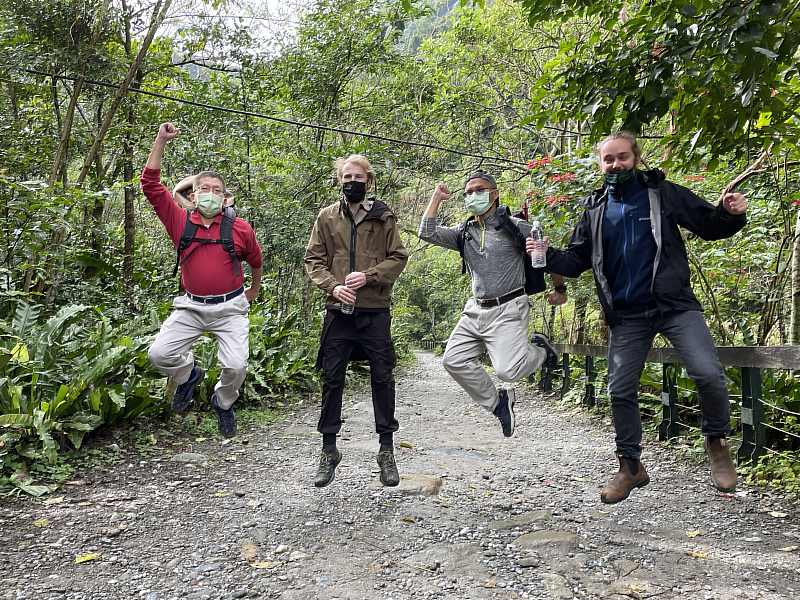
[594,131,642,166]
[333,155,375,188]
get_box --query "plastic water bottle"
[530,221,546,268]
[341,289,356,314]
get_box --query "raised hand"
[722,193,747,215]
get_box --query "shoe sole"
[710,475,736,493]
[530,333,559,369]
[600,476,651,504]
[505,399,515,437]
[380,474,400,487]
[314,453,342,488]
[170,366,205,413]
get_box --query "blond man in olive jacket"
[304,154,408,489]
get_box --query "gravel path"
[1,350,798,600]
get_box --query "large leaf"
[33,305,93,368]
[11,301,39,339]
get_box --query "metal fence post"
[584,356,595,408]
[658,363,679,441]
[540,365,553,392]
[738,366,766,465]
[560,353,570,399]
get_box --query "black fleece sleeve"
[666,181,746,241]
[545,210,594,278]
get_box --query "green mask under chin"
[604,169,636,187]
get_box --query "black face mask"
[342,181,367,203]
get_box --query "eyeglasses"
[460,187,496,200]
[195,185,225,195]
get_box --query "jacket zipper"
[620,199,633,303]
[349,217,357,274]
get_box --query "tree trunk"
[48,0,111,188]
[790,210,800,345]
[122,112,136,293]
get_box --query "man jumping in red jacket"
[142,122,263,438]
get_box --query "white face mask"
[464,191,493,216]
[194,192,224,218]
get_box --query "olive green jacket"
[304,197,408,309]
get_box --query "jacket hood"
[578,168,667,209]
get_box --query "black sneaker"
[376,451,400,487]
[493,388,516,437]
[171,365,204,412]
[211,394,237,438]
[314,449,342,488]
[530,332,559,369]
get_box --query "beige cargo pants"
[148,293,250,410]
[442,295,546,411]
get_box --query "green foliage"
[517,0,800,167]
[742,452,800,494]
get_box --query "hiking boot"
[211,394,237,439]
[377,450,400,487]
[171,365,204,412]
[601,454,650,504]
[492,388,516,437]
[530,332,558,369]
[314,448,342,488]
[705,437,737,492]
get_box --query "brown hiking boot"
[705,437,737,492]
[600,454,650,504]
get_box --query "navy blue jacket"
[546,169,747,325]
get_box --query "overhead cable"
[23,69,529,167]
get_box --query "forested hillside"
[1,0,799,495]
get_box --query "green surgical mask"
[195,192,224,218]
[465,191,493,216]
[604,169,636,187]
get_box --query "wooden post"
[738,366,766,464]
[658,364,680,441]
[584,356,595,408]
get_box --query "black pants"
[318,310,399,436]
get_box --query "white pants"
[148,293,250,410]
[442,296,546,411]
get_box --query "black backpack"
[455,205,546,295]
[172,207,242,278]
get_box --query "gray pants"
[442,295,546,411]
[148,293,250,410]
[608,307,730,458]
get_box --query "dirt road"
[1,351,798,600]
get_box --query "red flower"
[526,157,552,172]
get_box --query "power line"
[22,69,529,168]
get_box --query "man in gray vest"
[418,170,564,437]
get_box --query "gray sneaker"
[314,449,342,488]
[376,451,400,486]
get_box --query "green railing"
[542,344,800,464]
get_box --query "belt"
[186,286,244,304]
[476,288,525,308]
